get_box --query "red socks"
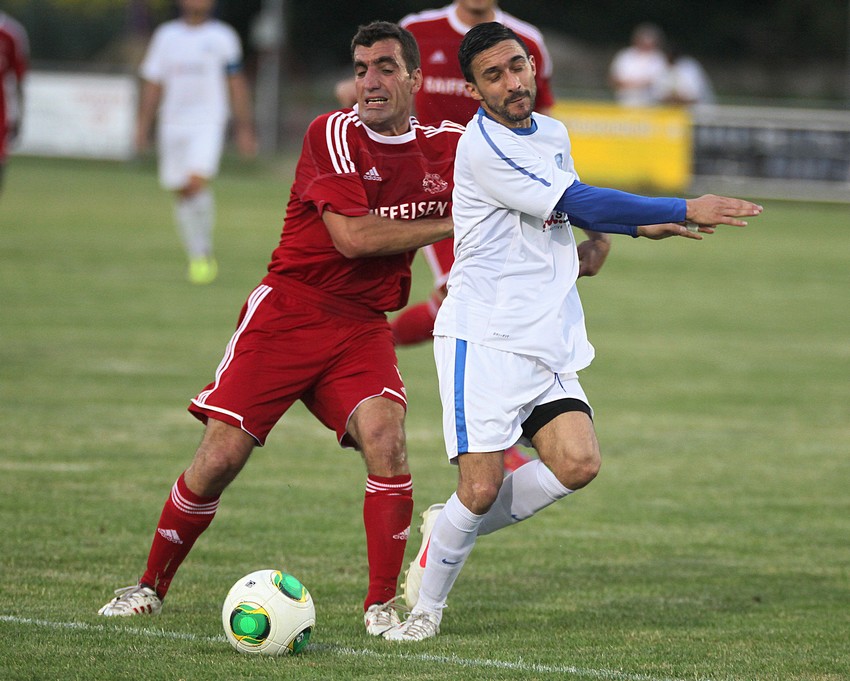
[390,301,437,346]
[141,473,219,599]
[141,472,412,610]
[362,474,413,608]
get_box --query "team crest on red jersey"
[422,173,448,194]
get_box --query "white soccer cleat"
[98,584,162,617]
[401,503,445,609]
[364,598,404,636]
[383,610,440,641]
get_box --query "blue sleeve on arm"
[556,182,687,234]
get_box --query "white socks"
[478,459,573,536]
[174,188,215,259]
[416,461,574,618]
[415,492,483,618]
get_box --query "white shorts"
[434,336,591,460]
[157,122,226,190]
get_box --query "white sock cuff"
[536,460,573,500]
[181,188,212,208]
[195,187,213,207]
[443,492,485,534]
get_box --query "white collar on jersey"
[352,105,418,144]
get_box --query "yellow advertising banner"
[551,101,693,193]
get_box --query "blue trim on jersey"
[225,61,242,75]
[475,108,551,187]
[511,117,538,136]
[453,339,469,453]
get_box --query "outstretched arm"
[323,211,453,258]
[558,182,762,234]
[684,194,763,227]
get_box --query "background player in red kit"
[99,21,463,637]
[337,1,611,471]
[0,10,28,194]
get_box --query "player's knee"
[188,422,254,494]
[358,421,408,474]
[547,446,601,491]
[571,452,601,489]
[461,477,502,515]
[186,447,244,495]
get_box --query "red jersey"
[0,12,28,158]
[400,4,554,126]
[264,110,463,314]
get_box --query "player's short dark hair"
[350,21,421,74]
[458,22,530,83]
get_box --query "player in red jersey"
[98,21,462,637]
[336,1,612,472]
[0,11,28,194]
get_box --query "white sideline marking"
[0,616,711,681]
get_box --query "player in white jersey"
[384,22,763,641]
[137,0,256,284]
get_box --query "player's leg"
[175,174,217,284]
[478,384,599,536]
[389,338,515,640]
[306,320,413,635]
[141,420,255,596]
[98,419,254,616]
[99,284,306,616]
[390,290,441,345]
[532,408,600,490]
[502,443,534,473]
[348,396,414,633]
[386,452,503,641]
[160,124,222,283]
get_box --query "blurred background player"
[336,1,613,472]
[609,22,668,106]
[136,0,257,284]
[0,10,28,195]
[654,43,715,106]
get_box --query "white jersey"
[140,18,242,126]
[609,46,668,106]
[434,109,595,374]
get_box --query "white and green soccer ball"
[222,569,315,656]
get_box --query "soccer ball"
[222,569,315,656]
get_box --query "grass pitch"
[1,155,848,681]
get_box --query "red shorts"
[421,237,455,289]
[189,282,407,447]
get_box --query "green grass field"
[1,155,848,681]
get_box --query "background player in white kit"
[384,22,763,641]
[136,0,257,284]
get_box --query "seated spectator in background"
[609,22,668,106]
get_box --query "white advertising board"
[16,71,137,160]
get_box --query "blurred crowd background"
[8,0,850,106]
